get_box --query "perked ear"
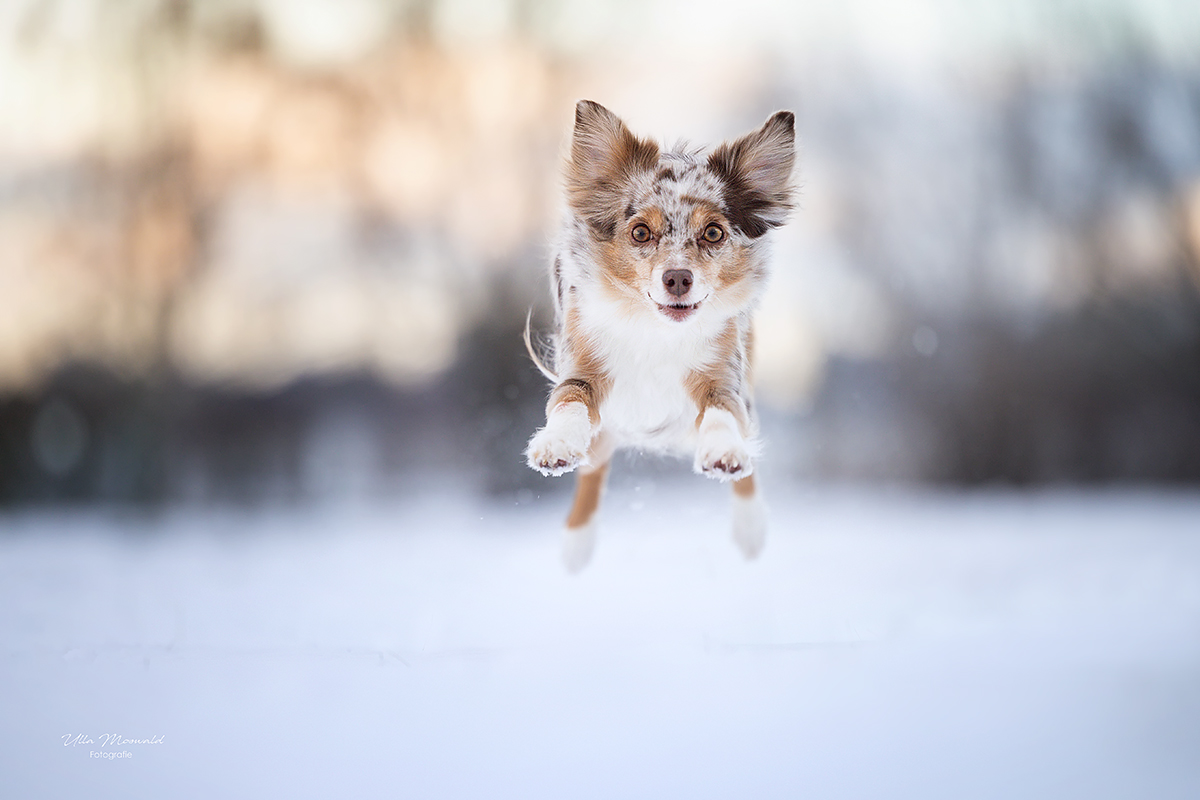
[707,111,796,238]
[567,100,659,240]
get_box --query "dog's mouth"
[651,294,704,322]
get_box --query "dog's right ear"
[567,100,659,240]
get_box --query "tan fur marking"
[732,474,756,498]
[549,381,600,422]
[686,200,724,226]
[566,461,610,529]
[685,320,749,433]
[639,207,667,237]
[717,247,754,286]
[549,306,611,424]
[598,239,638,284]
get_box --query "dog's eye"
[631,224,652,243]
[702,224,725,243]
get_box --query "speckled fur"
[526,100,795,568]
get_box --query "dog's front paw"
[695,445,753,481]
[694,410,754,482]
[526,402,593,476]
[527,428,588,476]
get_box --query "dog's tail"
[524,309,559,383]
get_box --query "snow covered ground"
[3,484,1200,799]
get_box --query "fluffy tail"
[524,309,559,383]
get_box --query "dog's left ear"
[707,111,796,238]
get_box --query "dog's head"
[565,100,795,325]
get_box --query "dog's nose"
[662,269,693,298]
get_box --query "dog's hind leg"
[731,474,767,559]
[562,431,613,573]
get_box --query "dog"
[525,100,796,571]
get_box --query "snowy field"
[3,484,1200,799]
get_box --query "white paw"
[526,402,593,476]
[561,520,597,574]
[732,494,767,559]
[693,410,754,482]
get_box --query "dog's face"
[565,101,795,326]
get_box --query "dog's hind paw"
[732,493,767,559]
[526,402,593,476]
[561,520,597,573]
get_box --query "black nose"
[662,269,693,298]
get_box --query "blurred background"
[5,4,1200,796]
[2,0,1200,506]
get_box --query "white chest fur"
[601,346,696,452]
[576,304,727,455]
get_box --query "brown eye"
[702,223,725,243]
[631,224,652,243]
